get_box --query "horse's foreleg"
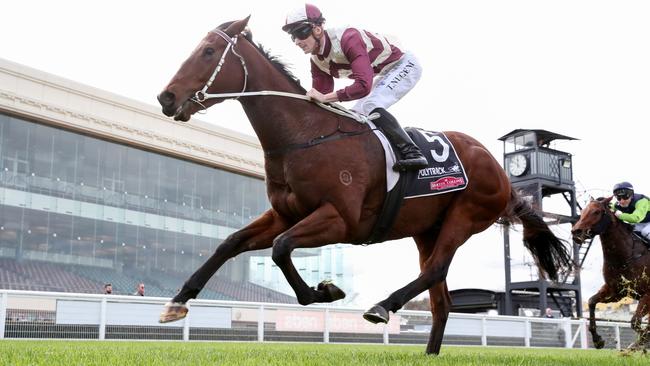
[628,293,650,350]
[426,281,451,355]
[588,286,615,349]
[160,209,289,323]
[362,246,456,330]
[363,218,471,335]
[271,203,348,306]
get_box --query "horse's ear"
[225,15,251,37]
[604,195,614,204]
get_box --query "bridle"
[574,201,611,243]
[589,203,612,237]
[188,29,377,124]
[579,200,647,267]
[192,29,248,106]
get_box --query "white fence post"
[323,308,329,343]
[563,318,572,348]
[524,319,531,347]
[580,319,588,349]
[182,303,190,341]
[257,304,264,342]
[481,316,487,346]
[98,297,107,340]
[383,323,389,345]
[614,324,621,350]
[0,292,6,339]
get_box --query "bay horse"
[156,17,572,355]
[572,196,650,350]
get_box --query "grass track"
[0,340,648,366]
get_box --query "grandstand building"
[0,58,350,303]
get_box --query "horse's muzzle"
[571,228,592,244]
[158,91,178,117]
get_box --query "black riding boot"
[371,108,428,171]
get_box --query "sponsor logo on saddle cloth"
[403,128,468,199]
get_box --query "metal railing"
[0,290,633,349]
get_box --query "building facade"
[0,58,349,300]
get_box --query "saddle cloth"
[365,125,468,243]
[370,124,469,198]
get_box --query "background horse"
[572,197,650,350]
[156,17,572,355]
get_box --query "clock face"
[508,154,528,177]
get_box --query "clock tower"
[498,129,584,317]
[500,129,576,195]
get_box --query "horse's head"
[571,196,614,244]
[158,17,251,121]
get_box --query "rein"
[192,29,378,124]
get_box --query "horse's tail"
[503,189,573,281]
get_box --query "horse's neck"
[240,96,324,152]
[237,48,337,153]
[600,223,641,263]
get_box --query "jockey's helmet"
[282,4,325,34]
[613,181,634,199]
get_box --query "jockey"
[611,181,650,243]
[282,4,428,171]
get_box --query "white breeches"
[351,51,422,115]
[634,222,650,240]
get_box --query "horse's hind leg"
[415,232,451,355]
[271,202,349,305]
[426,281,451,355]
[588,286,616,349]
[628,293,650,350]
[160,209,290,323]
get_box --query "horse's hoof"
[619,348,633,356]
[317,281,346,302]
[626,341,647,352]
[363,305,389,324]
[594,339,605,349]
[159,302,188,323]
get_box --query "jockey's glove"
[614,210,623,218]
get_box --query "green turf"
[0,341,648,366]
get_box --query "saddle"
[632,231,650,248]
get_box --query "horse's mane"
[216,21,306,93]
[594,197,617,219]
[593,196,648,245]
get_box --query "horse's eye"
[203,48,215,57]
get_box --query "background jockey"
[610,181,650,243]
[282,3,428,171]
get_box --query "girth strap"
[364,171,408,244]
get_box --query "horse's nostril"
[158,91,176,106]
[571,229,583,241]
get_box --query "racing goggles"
[614,190,632,200]
[290,24,313,41]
